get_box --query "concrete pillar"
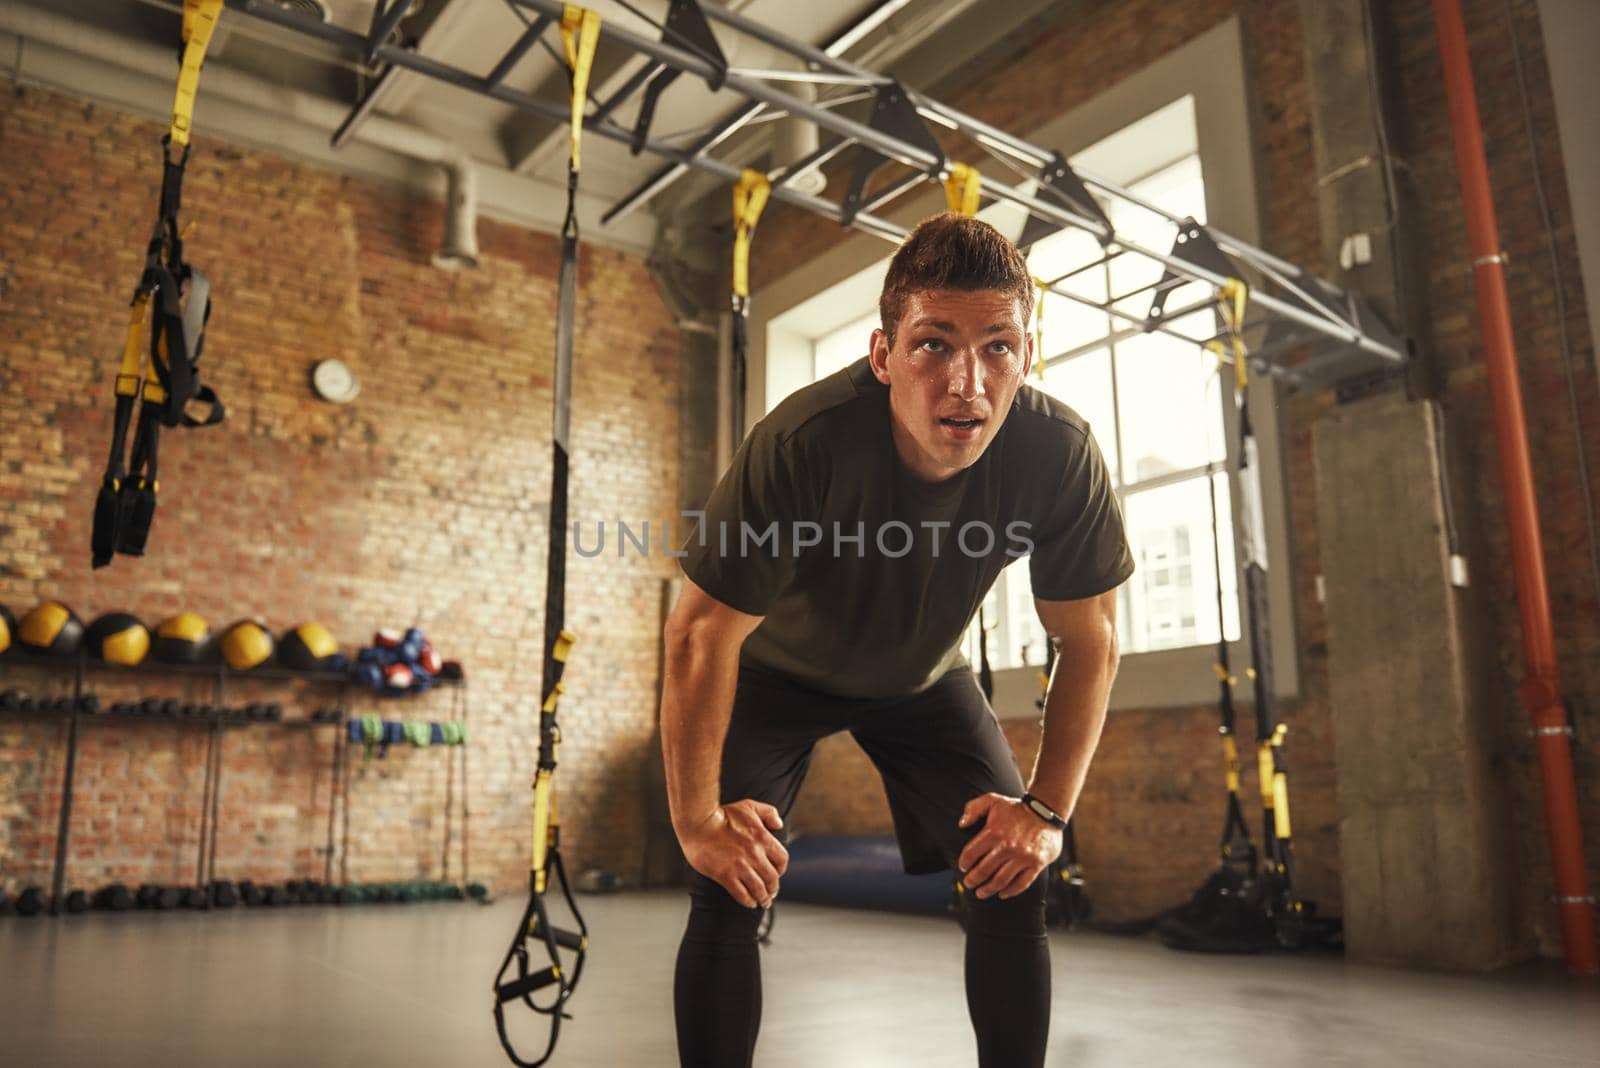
[1299,0,1518,968]
[1312,396,1518,968]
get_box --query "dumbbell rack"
[0,651,466,916]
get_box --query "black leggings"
[673,665,1051,1067]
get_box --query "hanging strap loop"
[170,0,224,151]
[732,168,771,306]
[944,161,981,217]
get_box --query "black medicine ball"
[221,620,275,672]
[19,602,84,657]
[0,603,15,657]
[279,622,340,672]
[86,613,152,667]
[152,613,212,664]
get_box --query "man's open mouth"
[939,417,983,429]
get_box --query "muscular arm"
[957,587,1121,900]
[1025,588,1121,819]
[660,576,788,908]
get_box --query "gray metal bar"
[861,169,925,216]
[230,0,1398,383]
[331,62,402,149]
[601,101,763,223]
[365,0,414,63]
[769,135,850,187]
[1041,295,1216,367]
[590,60,664,125]
[486,13,554,88]
[726,67,886,87]
[602,0,911,223]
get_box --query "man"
[663,214,1133,1067]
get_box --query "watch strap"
[1021,793,1068,831]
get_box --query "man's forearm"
[660,624,742,837]
[1025,637,1119,820]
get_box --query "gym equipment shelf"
[0,651,466,917]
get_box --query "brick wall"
[0,84,681,896]
[781,0,1597,957]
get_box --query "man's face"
[868,288,1033,483]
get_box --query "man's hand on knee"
[956,793,1062,901]
[678,799,789,910]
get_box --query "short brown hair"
[878,214,1034,346]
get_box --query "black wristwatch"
[1021,793,1068,831]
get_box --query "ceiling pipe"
[433,154,480,270]
[1432,0,1597,974]
[0,4,483,270]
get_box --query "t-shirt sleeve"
[1027,426,1135,601]
[679,423,811,617]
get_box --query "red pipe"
[1431,0,1596,974]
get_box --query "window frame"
[746,16,1299,715]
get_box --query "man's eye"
[918,338,947,354]
[989,341,1014,354]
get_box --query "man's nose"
[948,348,984,402]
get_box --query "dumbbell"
[237,880,265,907]
[94,884,134,911]
[14,886,48,916]
[63,889,91,914]
[261,884,285,907]
[210,880,239,908]
[467,883,488,902]
[180,886,209,909]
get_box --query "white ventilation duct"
[432,156,480,270]
[2,5,483,271]
[770,81,827,196]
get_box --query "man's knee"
[684,872,766,945]
[964,873,1048,940]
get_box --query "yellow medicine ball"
[19,601,85,657]
[86,612,152,667]
[279,623,340,672]
[153,613,212,664]
[221,619,275,671]
[0,604,14,657]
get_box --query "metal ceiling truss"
[227,0,1407,391]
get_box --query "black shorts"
[719,663,1026,875]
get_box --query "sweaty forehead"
[897,289,1026,331]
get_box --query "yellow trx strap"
[171,0,224,149]
[559,5,601,172]
[1268,723,1291,838]
[732,169,771,302]
[944,162,981,217]
[1203,277,1250,392]
[1221,733,1241,795]
[117,295,151,401]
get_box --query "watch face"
[312,359,360,404]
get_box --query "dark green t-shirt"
[682,357,1134,698]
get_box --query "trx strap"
[493,9,598,1066]
[944,162,981,217]
[91,0,226,569]
[1207,463,1255,876]
[1208,280,1325,944]
[730,168,770,444]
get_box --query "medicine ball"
[221,619,275,671]
[153,612,212,664]
[85,613,152,667]
[0,603,15,657]
[19,601,84,657]
[279,622,340,672]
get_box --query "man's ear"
[869,327,892,385]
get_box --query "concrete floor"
[0,891,1596,1067]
